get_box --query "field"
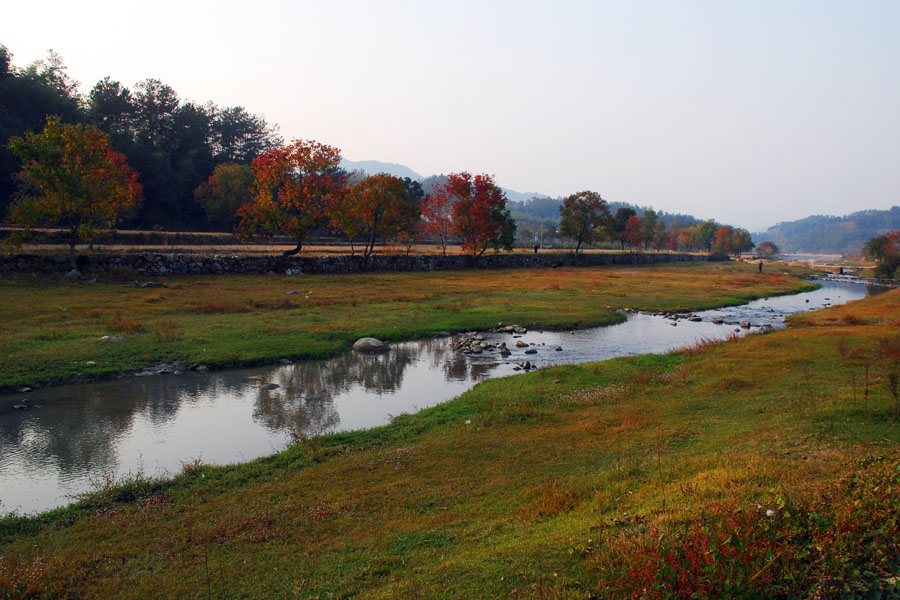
[0,262,815,392]
[1,264,899,597]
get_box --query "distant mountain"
[754,206,900,254]
[340,159,423,181]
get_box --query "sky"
[3,0,899,231]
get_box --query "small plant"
[107,314,145,334]
[153,318,182,341]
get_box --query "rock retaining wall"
[1,251,711,276]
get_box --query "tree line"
[1,45,756,260]
[0,45,281,231]
[557,194,754,255]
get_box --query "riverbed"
[0,277,872,515]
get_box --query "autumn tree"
[8,116,142,269]
[714,225,735,253]
[445,172,515,257]
[420,187,454,255]
[665,220,683,251]
[558,190,610,253]
[622,215,645,250]
[346,173,419,258]
[756,240,780,257]
[194,163,254,230]
[394,178,424,255]
[237,139,345,256]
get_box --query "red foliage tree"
[237,139,345,256]
[446,172,511,257]
[8,116,142,270]
[420,189,454,255]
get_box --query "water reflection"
[0,278,873,514]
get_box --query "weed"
[107,314,145,334]
[188,300,246,314]
[0,554,52,600]
[153,318,182,342]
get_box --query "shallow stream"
[0,277,873,515]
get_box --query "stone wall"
[1,251,711,277]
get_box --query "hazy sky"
[3,1,899,230]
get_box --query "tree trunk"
[575,238,582,254]
[282,239,302,257]
[69,241,77,271]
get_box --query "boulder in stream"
[353,337,390,353]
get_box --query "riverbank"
[1,277,898,598]
[0,262,816,392]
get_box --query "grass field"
[0,262,815,392]
[1,266,899,598]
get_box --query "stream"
[0,277,875,515]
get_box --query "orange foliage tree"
[237,139,345,256]
[622,215,645,250]
[8,116,142,269]
[348,174,419,258]
[714,225,735,253]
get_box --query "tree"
[8,116,142,269]
[558,190,610,253]
[756,240,780,258]
[420,188,454,255]
[732,228,754,256]
[622,215,645,250]
[696,220,719,252]
[864,232,900,278]
[664,220,683,251]
[610,207,637,251]
[0,46,83,220]
[211,106,281,164]
[641,209,661,250]
[237,140,345,256]
[714,225,735,254]
[446,172,514,257]
[347,173,416,258]
[194,163,255,230]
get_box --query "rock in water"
[353,337,390,353]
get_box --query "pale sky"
[3,0,899,231]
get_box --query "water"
[0,277,873,515]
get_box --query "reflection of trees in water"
[0,336,501,484]
[0,385,140,478]
[0,373,251,479]
[251,345,418,436]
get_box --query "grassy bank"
[1,274,898,597]
[0,262,815,392]
[0,270,900,598]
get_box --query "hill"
[755,206,900,254]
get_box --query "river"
[0,277,874,515]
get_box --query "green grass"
[0,261,816,391]
[5,264,900,598]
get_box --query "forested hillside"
[755,206,900,254]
